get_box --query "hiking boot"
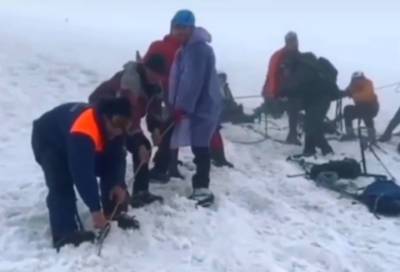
[322,146,334,156]
[211,150,234,168]
[340,133,357,141]
[113,213,140,230]
[188,188,215,207]
[302,150,316,158]
[212,158,234,168]
[168,166,184,179]
[53,230,95,250]
[286,134,301,145]
[130,191,163,208]
[340,126,356,141]
[149,168,170,184]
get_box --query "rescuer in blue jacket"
[32,98,139,250]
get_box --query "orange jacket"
[263,48,288,99]
[348,78,378,106]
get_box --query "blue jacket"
[168,27,222,148]
[33,103,126,212]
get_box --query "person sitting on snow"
[168,9,222,207]
[31,98,139,250]
[340,72,379,143]
[218,72,255,124]
[89,54,167,208]
[262,31,302,145]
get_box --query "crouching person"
[341,72,379,143]
[31,98,139,250]
[168,10,222,207]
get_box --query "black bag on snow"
[359,179,400,215]
[309,158,362,180]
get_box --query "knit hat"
[285,31,298,43]
[171,9,195,27]
[97,97,132,119]
[144,54,167,76]
[352,71,365,79]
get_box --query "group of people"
[31,9,396,251]
[261,31,380,156]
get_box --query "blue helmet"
[171,9,195,27]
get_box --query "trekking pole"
[287,173,307,178]
[97,201,122,256]
[159,122,175,140]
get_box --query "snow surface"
[1,1,400,271]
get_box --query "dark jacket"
[280,53,340,106]
[32,103,126,212]
[89,62,163,134]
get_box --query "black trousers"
[344,104,378,129]
[287,97,302,137]
[126,133,152,193]
[192,147,211,189]
[303,98,332,153]
[152,123,174,174]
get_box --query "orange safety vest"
[70,108,105,152]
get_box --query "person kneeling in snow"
[340,72,379,143]
[168,10,222,206]
[31,98,139,250]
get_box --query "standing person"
[168,9,222,207]
[262,32,302,145]
[143,19,184,182]
[281,53,338,156]
[31,98,139,250]
[340,72,379,143]
[89,54,167,208]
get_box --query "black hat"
[97,97,132,119]
[144,54,167,76]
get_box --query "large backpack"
[309,158,362,180]
[317,57,338,83]
[359,179,400,216]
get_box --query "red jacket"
[262,48,291,99]
[143,35,182,91]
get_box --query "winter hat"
[285,31,298,43]
[97,97,132,119]
[352,71,364,79]
[144,54,167,75]
[171,9,195,27]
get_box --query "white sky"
[1,0,400,93]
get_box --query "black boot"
[149,167,170,184]
[53,231,95,250]
[112,213,140,230]
[130,191,163,208]
[189,188,215,207]
[211,150,234,168]
[286,133,301,145]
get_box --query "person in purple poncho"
[168,10,222,207]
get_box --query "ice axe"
[96,200,122,256]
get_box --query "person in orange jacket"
[262,31,302,145]
[341,71,379,142]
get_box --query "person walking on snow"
[340,72,379,143]
[262,31,302,145]
[168,10,222,207]
[31,98,139,250]
[89,54,167,208]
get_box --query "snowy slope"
[1,1,400,271]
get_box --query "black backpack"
[309,158,362,180]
